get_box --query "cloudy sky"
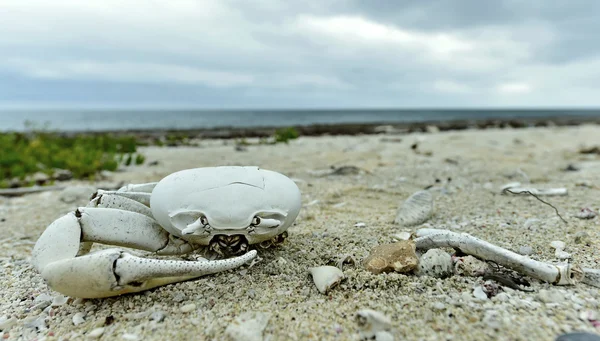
[1,0,599,109]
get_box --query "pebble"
[550,241,566,250]
[394,190,433,226]
[51,295,69,306]
[224,312,270,341]
[180,303,196,313]
[122,333,140,341]
[73,312,86,325]
[0,316,16,330]
[432,302,446,311]
[519,246,534,255]
[473,286,488,300]
[356,309,392,340]
[354,222,366,228]
[391,232,412,241]
[375,331,395,341]
[363,241,419,274]
[150,311,166,323]
[172,292,187,303]
[574,231,591,244]
[576,208,597,219]
[87,328,105,339]
[416,249,453,278]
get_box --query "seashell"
[72,312,86,326]
[394,190,433,226]
[363,241,419,274]
[417,249,453,278]
[454,255,490,277]
[356,309,392,340]
[309,266,345,294]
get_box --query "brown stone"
[363,241,419,274]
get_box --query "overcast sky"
[1,0,599,109]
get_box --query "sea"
[0,109,599,132]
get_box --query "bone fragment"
[415,229,587,286]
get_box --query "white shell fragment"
[309,266,345,294]
[473,286,489,300]
[394,190,433,226]
[87,327,105,339]
[391,232,412,241]
[72,312,86,325]
[51,295,69,306]
[417,249,453,278]
[576,208,597,219]
[356,309,392,340]
[454,256,490,277]
[503,186,568,196]
[225,312,271,341]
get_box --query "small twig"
[503,188,568,225]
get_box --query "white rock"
[180,303,196,313]
[555,250,572,260]
[72,312,86,325]
[432,302,446,311]
[122,333,140,341]
[417,249,453,278]
[394,190,433,226]
[87,328,105,339]
[225,312,270,341]
[309,266,345,294]
[518,246,534,256]
[473,286,488,300]
[356,309,392,340]
[354,222,366,227]
[391,232,412,241]
[52,295,69,306]
[550,240,566,250]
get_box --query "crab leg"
[32,210,257,298]
[414,228,585,286]
[87,193,153,217]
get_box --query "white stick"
[504,187,568,196]
[414,229,585,286]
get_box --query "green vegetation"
[0,130,145,188]
[273,127,299,144]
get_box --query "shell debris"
[356,309,393,340]
[394,190,433,226]
[309,266,345,294]
[363,241,419,274]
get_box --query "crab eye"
[200,216,209,226]
[251,216,261,226]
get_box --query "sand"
[1,124,600,340]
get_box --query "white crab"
[31,166,302,298]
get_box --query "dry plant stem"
[414,229,585,286]
[503,188,568,225]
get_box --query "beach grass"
[0,131,144,188]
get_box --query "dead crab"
[31,166,302,298]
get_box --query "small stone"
[550,240,566,250]
[454,256,490,277]
[555,332,600,341]
[417,249,453,278]
[432,302,446,311]
[180,303,196,313]
[172,292,186,303]
[225,312,270,341]
[354,222,366,228]
[473,286,488,300]
[363,241,419,274]
[51,295,69,306]
[122,333,140,341]
[53,169,73,181]
[309,266,345,294]
[576,208,597,220]
[375,331,395,341]
[356,309,392,340]
[87,328,105,339]
[150,311,166,323]
[73,312,86,325]
[391,232,412,241]
[31,172,50,185]
[0,316,17,330]
[519,246,534,255]
[555,250,572,260]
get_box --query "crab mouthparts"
[209,234,249,256]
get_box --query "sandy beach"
[2,124,600,340]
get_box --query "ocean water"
[0,109,598,132]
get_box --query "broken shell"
[309,266,345,294]
[417,249,453,278]
[391,232,412,241]
[363,241,419,274]
[394,190,433,226]
[576,208,597,219]
[454,255,490,277]
[356,309,392,340]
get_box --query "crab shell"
[150,166,302,246]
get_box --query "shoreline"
[25,115,600,139]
